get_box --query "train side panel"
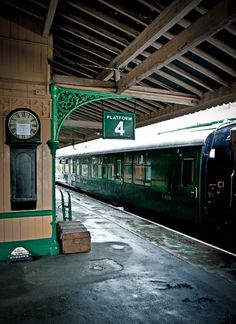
[58,145,202,224]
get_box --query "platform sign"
[103,112,136,139]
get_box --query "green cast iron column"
[47,84,60,255]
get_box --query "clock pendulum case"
[5,108,41,210]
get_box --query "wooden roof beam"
[225,23,236,35]
[60,13,128,47]
[43,0,58,37]
[53,74,115,89]
[116,0,236,93]
[63,120,102,129]
[207,37,236,58]
[66,1,138,37]
[52,74,198,106]
[53,62,94,79]
[59,135,86,141]
[57,25,120,55]
[97,0,202,81]
[136,82,236,128]
[125,86,198,106]
[97,0,148,27]
[54,36,112,63]
[157,27,236,79]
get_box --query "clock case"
[5,108,41,210]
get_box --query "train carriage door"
[230,127,236,211]
[178,148,200,223]
[206,126,236,227]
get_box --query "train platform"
[0,186,236,324]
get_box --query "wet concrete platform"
[0,186,236,324]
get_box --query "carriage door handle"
[190,187,198,199]
[230,170,235,208]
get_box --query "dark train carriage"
[57,121,236,228]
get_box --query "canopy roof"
[1,0,236,147]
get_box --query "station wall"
[0,13,57,256]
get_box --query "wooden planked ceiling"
[1,0,236,147]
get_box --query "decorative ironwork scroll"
[51,85,131,140]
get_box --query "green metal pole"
[47,84,60,255]
[68,191,72,221]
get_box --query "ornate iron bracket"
[50,84,132,141]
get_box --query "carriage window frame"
[64,158,69,173]
[81,158,89,177]
[102,157,108,179]
[76,158,80,176]
[69,158,73,174]
[72,158,76,174]
[145,153,151,185]
[98,156,103,179]
[115,158,122,179]
[133,153,151,185]
[124,154,133,183]
[133,154,144,184]
[182,158,194,187]
[91,156,98,178]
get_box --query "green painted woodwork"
[0,210,53,219]
[0,210,59,261]
[0,238,59,261]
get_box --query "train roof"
[57,120,236,158]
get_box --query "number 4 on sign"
[115,121,125,136]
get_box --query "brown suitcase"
[61,228,91,254]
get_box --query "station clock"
[6,109,40,144]
[6,108,41,210]
[8,109,39,140]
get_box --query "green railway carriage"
[57,121,236,228]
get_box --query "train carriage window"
[107,164,113,180]
[124,154,132,164]
[64,159,69,173]
[151,153,169,191]
[91,157,98,178]
[182,158,194,186]
[124,154,133,183]
[81,158,89,177]
[73,159,76,174]
[82,164,89,177]
[68,159,72,174]
[133,154,145,185]
[76,159,80,176]
[145,154,151,186]
[98,156,102,179]
[106,156,114,180]
[57,159,63,173]
[115,158,122,179]
[102,157,108,179]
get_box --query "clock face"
[8,110,39,140]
